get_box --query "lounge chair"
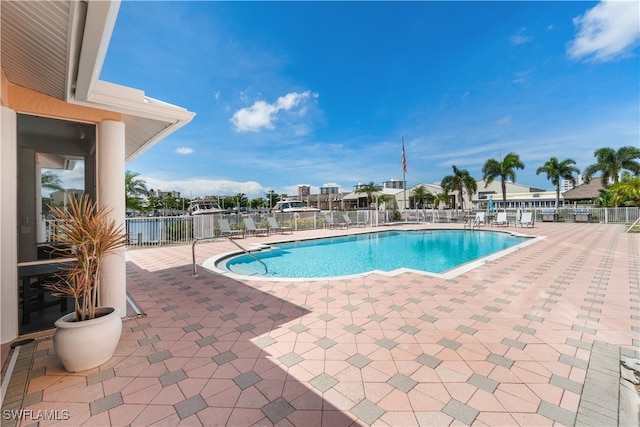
[218,218,244,238]
[517,212,534,228]
[243,217,268,236]
[491,212,509,227]
[267,217,292,234]
[342,213,365,228]
[325,215,347,229]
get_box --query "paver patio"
[2,222,638,426]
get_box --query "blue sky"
[100,1,639,199]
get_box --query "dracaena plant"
[46,195,126,321]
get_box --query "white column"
[1,106,18,343]
[96,120,126,315]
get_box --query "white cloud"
[175,147,194,155]
[230,90,316,133]
[510,28,532,46]
[512,69,532,85]
[567,0,640,62]
[230,101,277,132]
[497,116,512,127]
[143,177,266,198]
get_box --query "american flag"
[402,138,407,173]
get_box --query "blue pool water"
[220,230,531,278]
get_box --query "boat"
[270,199,320,213]
[188,198,225,215]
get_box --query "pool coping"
[203,227,545,282]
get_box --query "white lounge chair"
[491,212,509,227]
[243,217,268,236]
[342,213,365,228]
[267,217,292,234]
[517,212,534,228]
[218,218,244,238]
[325,215,347,229]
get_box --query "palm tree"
[425,192,438,209]
[607,176,640,207]
[265,191,280,209]
[482,152,524,212]
[536,157,580,208]
[234,193,248,210]
[411,185,430,209]
[355,181,382,209]
[377,194,394,211]
[125,170,148,210]
[583,146,640,187]
[441,166,477,211]
[42,171,64,192]
[435,192,450,209]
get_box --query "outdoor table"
[18,259,74,325]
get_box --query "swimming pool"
[209,229,537,280]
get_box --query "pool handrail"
[192,236,267,276]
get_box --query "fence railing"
[42,207,639,248]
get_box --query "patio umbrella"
[488,195,495,212]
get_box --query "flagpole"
[402,136,407,211]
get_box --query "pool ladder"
[463,216,481,230]
[192,236,268,276]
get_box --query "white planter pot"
[53,306,122,372]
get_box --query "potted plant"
[46,194,127,372]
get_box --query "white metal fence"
[42,207,639,248]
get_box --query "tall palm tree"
[355,181,382,209]
[125,170,148,209]
[536,157,580,208]
[583,146,640,187]
[441,166,477,211]
[482,152,524,212]
[41,171,64,192]
[411,185,430,209]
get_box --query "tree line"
[415,146,640,210]
[43,146,640,215]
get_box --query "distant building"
[467,180,548,210]
[50,189,85,207]
[150,189,181,198]
[561,175,584,192]
[297,185,311,198]
[383,178,405,190]
[320,185,340,195]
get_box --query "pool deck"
[2,222,639,426]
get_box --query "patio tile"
[442,398,479,425]
[310,373,338,392]
[159,369,188,387]
[174,394,207,420]
[387,373,418,393]
[261,397,295,423]
[213,351,238,365]
[89,392,123,416]
[350,398,385,425]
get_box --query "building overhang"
[1,0,195,162]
